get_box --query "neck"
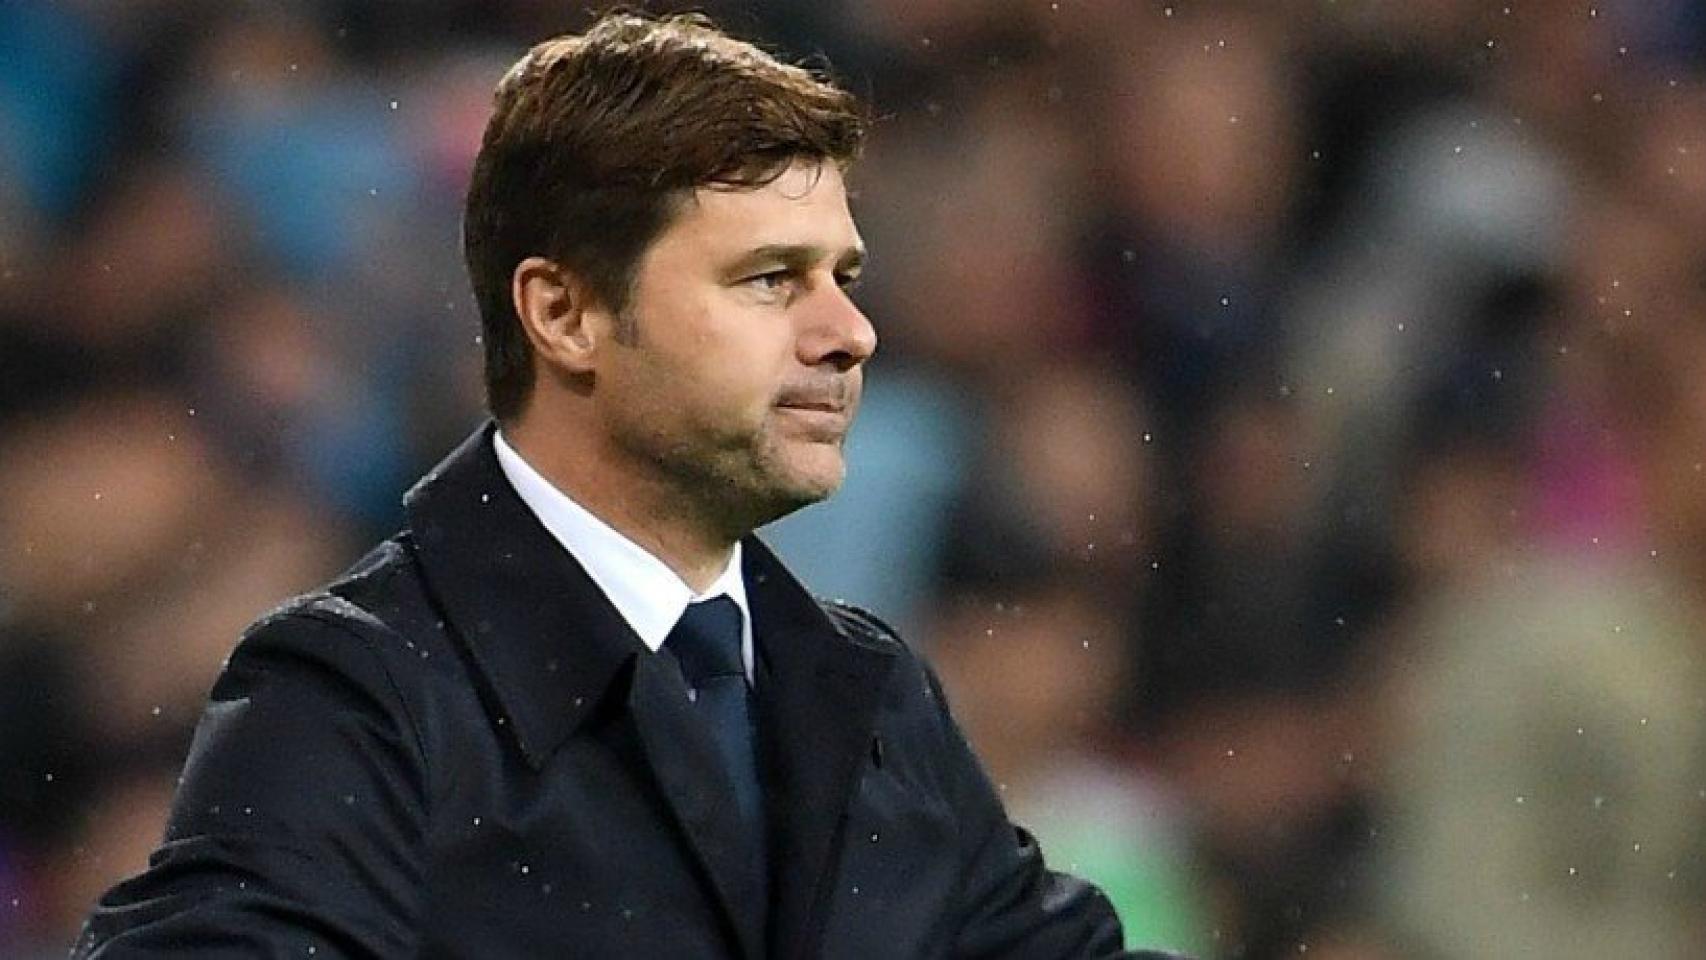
[503,415,737,593]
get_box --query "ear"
[511,256,603,376]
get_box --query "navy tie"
[664,597,768,893]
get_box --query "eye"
[743,269,794,292]
[835,272,863,292]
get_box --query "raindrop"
[389,100,399,110]
[869,832,879,843]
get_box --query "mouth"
[774,400,851,439]
[776,400,846,414]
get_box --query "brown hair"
[463,11,870,420]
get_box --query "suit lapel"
[403,423,644,769]
[628,653,766,960]
[744,541,899,958]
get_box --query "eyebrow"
[728,243,866,275]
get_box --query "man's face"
[593,159,876,533]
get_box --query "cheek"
[633,349,779,437]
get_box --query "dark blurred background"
[5,1,1706,957]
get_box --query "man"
[77,13,1177,958]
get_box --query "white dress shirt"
[492,430,755,684]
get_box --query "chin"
[758,456,845,518]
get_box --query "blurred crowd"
[4,1,1706,957]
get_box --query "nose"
[798,283,877,372]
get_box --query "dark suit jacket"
[77,424,1177,959]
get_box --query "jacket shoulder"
[231,534,457,707]
[817,599,911,652]
[245,535,430,644]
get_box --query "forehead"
[661,160,861,255]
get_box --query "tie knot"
[665,596,745,686]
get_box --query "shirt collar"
[492,430,753,678]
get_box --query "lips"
[775,382,850,415]
[774,396,851,439]
[777,400,845,414]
